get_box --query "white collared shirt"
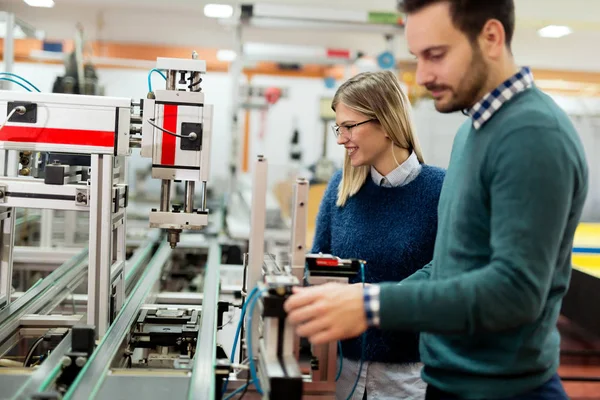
[370,150,422,188]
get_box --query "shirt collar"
[371,151,421,187]
[466,66,534,130]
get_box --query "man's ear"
[478,19,506,59]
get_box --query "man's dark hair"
[400,0,515,48]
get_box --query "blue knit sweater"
[312,165,445,363]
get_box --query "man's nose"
[415,62,435,87]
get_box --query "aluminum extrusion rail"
[187,240,221,400]
[0,248,88,342]
[63,242,172,400]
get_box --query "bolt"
[76,192,87,204]
[19,168,31,176]
[297,245,303,250]
[75,356,87,367]
[61,356,72,367]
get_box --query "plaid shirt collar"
[465,66,534,130]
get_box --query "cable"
[245,288,267,395]
[335,340,343,381]
[23,336,45,367]
[147,118,198,140]
[222,286,260,395]
[237,365,252,400]
[0,108,18,132]
[345,261,367,400]
[0,78,32,92]
[223,380,254,400]
[218,312,235,330]
[147,68,167,93]
[0,72,41,92]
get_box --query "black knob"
[172,204,182,213]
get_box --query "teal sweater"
[379,86,588,398]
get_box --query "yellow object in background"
[572,223,600,276]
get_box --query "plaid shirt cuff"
[363,284,381,327]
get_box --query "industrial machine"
[0,56,356,399]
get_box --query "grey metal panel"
[96,374,190,400]
[0,374,30,400]
[187,241,221,400]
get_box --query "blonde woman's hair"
[332,70,424,207]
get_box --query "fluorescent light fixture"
[538,25,572,38]
[216,49,237,62]
[23,0,55,8]
[204,4,233,19]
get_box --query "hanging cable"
[0,72,41,92]
[147,118,198,140]
[0,106,24,132]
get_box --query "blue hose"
[0,78,32,92]
[147,68,166,93]
[0,72,40,92]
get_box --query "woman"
[311,70,445,400]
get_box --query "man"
[284,1,589,399]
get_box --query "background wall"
[2,60,598,220]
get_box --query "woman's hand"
[284,283,368,345]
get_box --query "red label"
[326,48,351,59]
[0,126,114,147]
[161,104,177,165]
[316,259,338,267]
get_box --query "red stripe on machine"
[326,48,351,59]
[316,259,338,267]
[0,126,114,147]
[161,105,178,165]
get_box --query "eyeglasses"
[331,119,376,139]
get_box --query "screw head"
[61,356,72,367]
[75,356,87,367]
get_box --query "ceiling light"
[204,4,233,19]
[538,25,572,38]
[216,49,237,62]
[23,0,55,8]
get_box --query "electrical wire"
[23,337,45,367]
[0,78,32,92]
[147,118,198,140]
[237,366,252,400]
[147,68,167,93]
[223,380,254,400]
[345,261,367,400]
[222,286,260,395]
[0,72,41,92]
[0,108,18,132]
[336,340,343,381]
[245,288,267,395]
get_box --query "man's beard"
[427,45,489,113]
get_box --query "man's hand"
[283,283,367,345]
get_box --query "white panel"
[141,98,156,158]
[0,101,117,132]
[149,210,208,229]
[200,104,213,182]
[116,107,131,156]
[0,91,130,108]
[154,90,205,105]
